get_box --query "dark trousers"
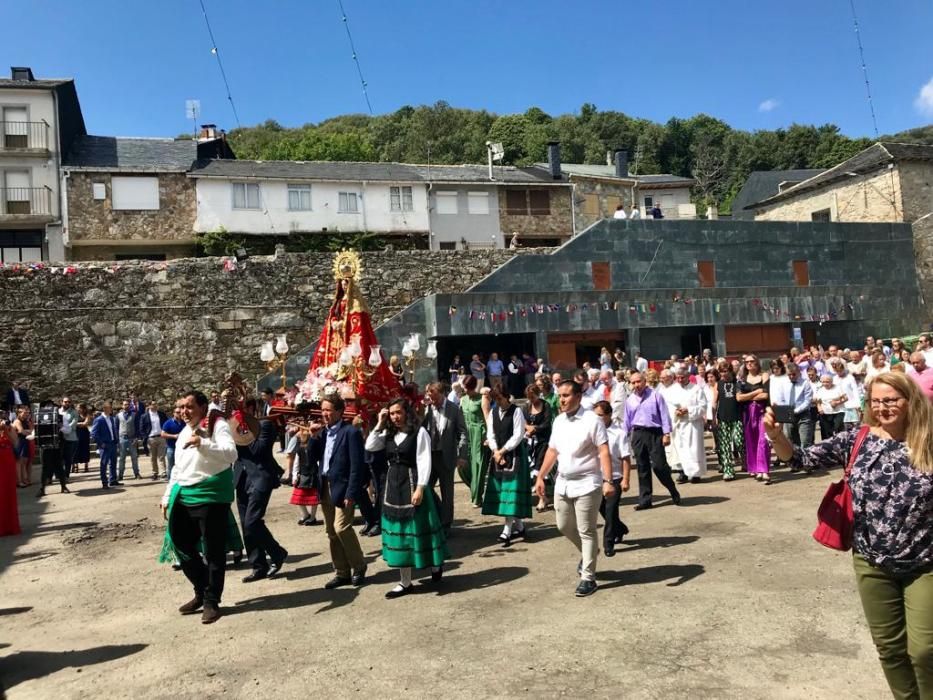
[236,479,286,573]
[171,502,228,605]
[40,446,65,486]
[358,460,387,528]
[819,413,845,440]
[429,450,454,529]
[62,440,78,475]
[599,478,629,548]
[631,427,679,507]
[99,443,117,486]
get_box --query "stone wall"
[497,187,574,241]
[66,171,197,258]
[572,177,635,231]
[753,168,903,223]
[0,249,541,405]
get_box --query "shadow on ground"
[0,643,147,690]
[599,563,705,589]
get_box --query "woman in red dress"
[0,417,22,536]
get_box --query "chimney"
[614,149,629,178]
[546,142,562,180]
[10,66,35,82]
[199,123,218,141]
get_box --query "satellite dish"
[490,142,505,161]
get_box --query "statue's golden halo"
[332,250,362,282]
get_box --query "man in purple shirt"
[624,372,681,510]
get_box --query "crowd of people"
[1,332,931,696]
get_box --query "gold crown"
[333,250,362,282]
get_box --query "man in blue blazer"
[308,395,367,589]
[90,402,119,488]
[235,399,288,582]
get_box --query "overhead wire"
[198,0,242,129]
[337,0,374,115]
[848,0,880,139]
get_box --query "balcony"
[0,187,54,223]
[1,121,51,155]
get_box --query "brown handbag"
[812,425,870,551]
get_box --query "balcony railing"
[1,187,53,217]
[1,121,50,151]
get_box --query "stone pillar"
[627,327,641,360]
[712,324,727,358]
[535,330,549,365]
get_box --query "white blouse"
[365,426,432,486]
[485,405,526,452]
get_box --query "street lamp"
[401,334,438,382]
[261,334,290,392]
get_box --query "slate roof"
[0,78,73,89]
[64,135,198,171]
[534,162,694,186]
[751,142,933,208]
[731,169,825,219]
[189,159,571,185]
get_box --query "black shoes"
[359,524,372,536]
[242,570,267,583]
[268,551,288,578]
[351,565,367,586]
[385,584,412,599]
[498,533,512,548]
[671,493,682,506]
[634,503,653,511]
[605,541,616,557]
[431,566,444,583]
[324,575,351,590]
[367,525,381,537]
[178,596,203,615]
[690,477,702,484]
[575,579,598,597]
[676,474,689,484]
[302,517,320,526]
[201,603,221,624]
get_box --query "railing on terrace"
[0,187,53,216]
[1,121,50,151]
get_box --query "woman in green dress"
[365,398,447,599]
[458,376,489,507]
[482,386,533,547]
[536,374,560,414]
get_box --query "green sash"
[158,468,242,563]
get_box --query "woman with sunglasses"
[764,373,933,699]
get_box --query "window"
[0,231,42,262]
[582,193,600,216]
[811,208,831,223]
[390,186,414,212]
[338,191,359,213]
[288,184,311,211]
[3,171,31,214]
[435,191,458,215]
[112,176,160,210]
[697,260,716,288]
[439,241,457,250]
[793,260,810,287]
[505,190,527,215]
[3,107,28,149]
[644,196,653,209]
[92,183,106,200]
[232,182,261,210]
[467,191,489,215]
[591,261,610,290]
[528,190,550,215]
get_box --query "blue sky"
[3,0,932,138]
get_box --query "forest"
[223,103,931,213]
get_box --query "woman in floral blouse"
[765,372,933,699]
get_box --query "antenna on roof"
[486,141,504,180]
[185,99,201,141]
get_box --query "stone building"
[730,168,825,220]
[358,218,925,384]
[0,66,86,262]
[748,142,933,300]
[63,133,233,260]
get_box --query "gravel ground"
[0,452,890,700]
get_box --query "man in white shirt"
[635,352,648,373]
[665,369,708,483]
[657,370,682,473]
[580,369,601,410]
[535,380,614,597]
[609,370,629,421]
[208,391,223,414]
[58,396,79,478]
[160,390,238,624]
[769,362,814,464]
[593,401,630,557]
[918,333,933,368]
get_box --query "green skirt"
[381,488,448,569]
[482,444,533,519]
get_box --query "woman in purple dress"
[736,355,771,484]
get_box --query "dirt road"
[0,457,889,699]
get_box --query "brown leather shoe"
[178,596,203,615]
[201,603,220,624]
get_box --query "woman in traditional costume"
[483,386,533,547]
[365,398,447,598]
[289,426,320,525]
[458,376,488,507]
[523,383,553,512]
